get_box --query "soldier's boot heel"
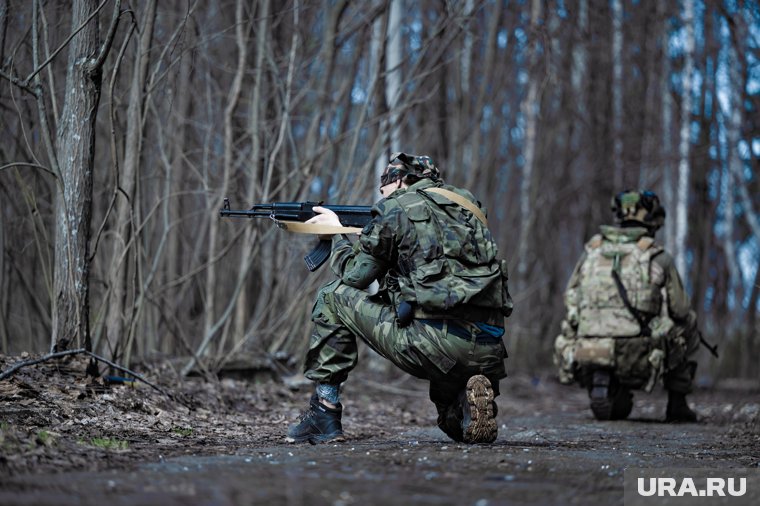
[665,391,697,423]
[589,370,614,420]
[462,375,498,444]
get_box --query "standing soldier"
[554,190,700,422]
[287,152,513,444]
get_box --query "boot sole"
[463,375,497,444]
[286,432,345,444]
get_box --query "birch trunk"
[369,2,388,193]
[674,0,695,278]
[386,0,403,152]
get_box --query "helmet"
[611,190,665,230]
[380,152,441,186]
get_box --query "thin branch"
[0,348,191,408]
[24,0,111,83]
[88,0,122,71]
[0,161,57,178]
[89,17,137,263]
[0,68,40,97]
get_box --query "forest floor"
[0,352,758,505]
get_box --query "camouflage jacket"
[329,179,512,319]
[563,225,694,338]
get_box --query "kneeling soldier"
[288,153,513,444]
[554,190,700,422]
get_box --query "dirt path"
[0,356,758,505]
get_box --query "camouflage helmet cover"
[611,190,666,229]
[380,152,441,186]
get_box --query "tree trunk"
[52,0,117,351]
[466,0,502,193]
[516,0,542,290]
[0,209,7,352]
[104,0,157,359]
[611,0,624,189]
[674,0,695,279]
[386,0,403,152]
[638,0,661,187]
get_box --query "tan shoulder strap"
[426,187,488,225]
[637,236,654,251]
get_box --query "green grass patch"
[172,427,193,437]
[87,437,129,451]
[35,429,55,446]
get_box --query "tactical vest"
[576,227,663,338]
[393,185,509,315]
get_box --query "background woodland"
[1,0,758,381]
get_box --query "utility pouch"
[574,337,616,368]
[396,301,414,328]
[644,348,665,393]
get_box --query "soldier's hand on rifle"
[306,206,342,226]
[306,206,344,239]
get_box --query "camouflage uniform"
[554,225,699,394]
[305,174,512,441]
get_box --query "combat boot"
[462,375,498,444]
[665,390,697,422]
[588,370,633,420]
[287,394,344,443]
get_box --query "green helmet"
[611,190,666,230]
[380,152,441,186]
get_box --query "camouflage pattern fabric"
[304,177,510,439]
[381,152,441,185]
[345,178,512,316]
[575,226,663,337]
[305,280,507,438]
[554,225,699,393]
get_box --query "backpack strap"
[426,187,488,226]
[636,236,655,251]
[611,267,652,337]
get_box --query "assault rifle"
[220,198,372,271]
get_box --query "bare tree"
[103,0,156,359]
[611,0,624,188]
[1,1,757,377]
[674,0,695,278]
[386,0,403,153]
[515,0,542,290]
[45,0,119,351]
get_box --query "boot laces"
[297,406,316,423]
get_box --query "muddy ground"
[0,353,758,505]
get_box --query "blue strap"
[475,322,505,339]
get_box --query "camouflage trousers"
[553,310,700,394]
[305,280,507,438]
